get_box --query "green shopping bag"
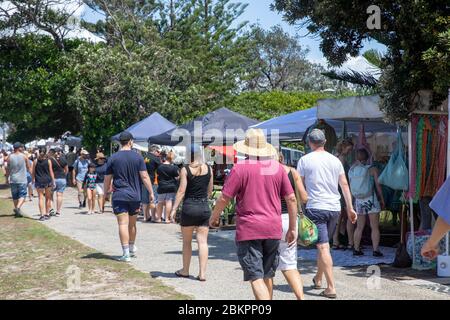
[298,213,318,247]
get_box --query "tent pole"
[446,88,450,255]
[408,121,415,265]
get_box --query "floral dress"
[83,172,97,190]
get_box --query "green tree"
[272,0,450,121]
[0,35,81,142]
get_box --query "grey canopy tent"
[112,112,176,143]
[148,107,258,147]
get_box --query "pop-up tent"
[112,112,176,143]
[148,107,258,146]
[253,105,399,141]
[317,95,383,120]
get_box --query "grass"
[0,172,190,300]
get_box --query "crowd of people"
[3,127,450,301]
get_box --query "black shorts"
[112,200,141,216]
[180,198,211,227]
[236,239,280,282]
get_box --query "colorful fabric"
[83,172,97,190]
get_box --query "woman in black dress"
[170,145,213,281]
[32,147,55,221]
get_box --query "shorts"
[355,195,381,215]
[278,214,298,271]
[35,182,53,189]
[237,239,280,282]
[158,193,175,202]
[95,183,104,196]
[10,183,28,200]
[180,198,211,227]
[26,173,32,185]
[112,200,141,216]
[305,209,340,244]
[54,178,67,193]
[142,184,158,205]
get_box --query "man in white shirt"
[297,129,357,299]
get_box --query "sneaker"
[39,216,46,221]
[55,212,61,217]
[44,215,51,220]
[130,246,138,258]
[79,202,83,209]
[82,200,86,208]
[49,209,56,217]
[117,254,131,262]
[373,251,384,257]
[353,248,364,256]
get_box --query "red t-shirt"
[222,160,294,242]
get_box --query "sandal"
[312,277,322,289]
[196,276,206,282]
[319,290,337,299]
[175,270,189,278]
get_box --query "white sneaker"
[130,246,137,258]
[117,254,131,262]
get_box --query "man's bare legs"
[314,243,336,295]
[250,279,272,300]
[282,270,305,300]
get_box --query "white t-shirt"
[297,151,345,211]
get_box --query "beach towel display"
[379,129,409,191]
[406,230,449,270]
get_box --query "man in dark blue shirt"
[104,132,154,262]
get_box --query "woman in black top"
[32,147,55,221]
[171,145,213,281]
[155,151,179,223]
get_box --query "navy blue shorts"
[112,200,141,216]
[305,209,340,244]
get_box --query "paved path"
[21,188,449,300]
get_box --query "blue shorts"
[112,200,141,216]
[10,183,28,200]
[142,184,158,205]
[26,173,32,185]
[305,209,340,244]
[54,178,67,193]
[158,193,175,202]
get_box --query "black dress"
[35,158,52,189]
[181,165,212,227]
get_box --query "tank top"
[281,169,296,214]
[8,153,27,184]
[184,164,211,199]
[35,158,52,184]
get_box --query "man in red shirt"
[210,129,298,300]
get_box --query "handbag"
[292,169,318,247]
[379,129,409,191]
[393,204,412,268]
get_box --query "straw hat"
[233,128,277,158]
[95,152,106,160]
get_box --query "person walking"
[156,151,179,224]
[72,150,90,209]
[66,147,77,186]
[33,147,55,221]
[5,142,31,217]
[210,129,298,300]
[332,138,355,250]
[26,153,34,201]
[94,152,108,213]
[83,163,98,215]
[49,147,68,216]
[170,145,213,281]
[349,148,385,257]
[0,149,5,175]
[278,152,308,300]
[297,129,357,299]
[103,132,154,262]
[143,145,161,222]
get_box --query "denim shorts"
[237,239,280,282]
[305,209,340,244]
[10,183,28,200]
[112,200,141,216]
[158,193,175,202]
[142,184,158,205]
[54,178,67,193]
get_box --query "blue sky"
[82,0,386,66]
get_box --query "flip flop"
[196,276,206,282]
[319,291,337,299]
[175,270,189,278]
[312,277,322,289]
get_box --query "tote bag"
[379,130,409,191]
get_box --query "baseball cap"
[13,142,23,150]
[119,131,134,142]
[307,129,326,144]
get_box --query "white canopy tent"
[317,95,384,120]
